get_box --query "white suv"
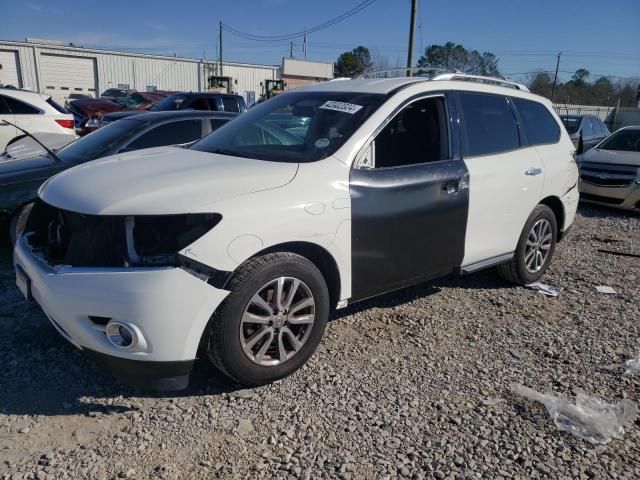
[0,88,76,150]
[14,74,579,390]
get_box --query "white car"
[14,73,579,390]
[0,88,76,151]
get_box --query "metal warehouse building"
[0,38,333,105]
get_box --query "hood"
[39,147,299,215]
[580,148,640,167]
[69,98,125,116]
[0,154,54,182]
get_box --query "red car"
[68,91,172,135]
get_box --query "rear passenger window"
[4,96,41,114]
[512,98,560,146]
[221,97,239,112]
[126,119,202,150]
[459,93,519,157]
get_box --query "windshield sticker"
[314,138,330,148]
[319,101,363,115]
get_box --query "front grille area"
[25,200,127,267]
[580,193,625,205]
[580,161,638,188]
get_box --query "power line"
[222,0,379,42]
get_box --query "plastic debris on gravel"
[512,383,637,445]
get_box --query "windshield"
[561,116,581,134]
[191,91,386,162]
[115,93,149,109]
[598,129,640,152]
[150,95,187,111]
[57,119,144,163]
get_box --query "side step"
[460,252,513,275]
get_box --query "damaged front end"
[24,199,222,270]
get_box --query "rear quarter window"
[221,97,239,112]
[459,92,520,157]
[512,98,560,146]
[3,95,41,114]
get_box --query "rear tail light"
[55,119,75,129]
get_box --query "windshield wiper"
[0,120,63,162]
[207,148,257,159]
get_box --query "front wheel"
[207,253,329,386]
[497,204,558,285]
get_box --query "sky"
[2,0,639,83]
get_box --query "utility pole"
[219,21,223,76]
[551,51,561,103]
[289,42,294,58]
[406,0,417,77]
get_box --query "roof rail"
[356,66,460,79]
[433,73,530,92]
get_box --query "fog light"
[105,321,137,349]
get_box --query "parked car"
[68,91,172,135]
[604,108,640,132]
[100,88,136,100]
[0,87,76,151]
[577,126,640,210]
[1,111,236,244]
[14,75,579,390]
[64,93,91,109]
[99,93,247,126]
[560,114,609,154]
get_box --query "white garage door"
[41,54,97,103]
[0,50,21,88]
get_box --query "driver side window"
[360,96,449,169]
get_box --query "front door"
[349,95,469,301]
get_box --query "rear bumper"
[579,180,640,210]
[13,235,229,388]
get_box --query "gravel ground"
[1,204,639,480]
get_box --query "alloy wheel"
[240,277,315,366]
[524,218,553,273]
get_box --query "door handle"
[524,167,543,176]
[443,181,459,194]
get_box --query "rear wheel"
[497,205,557,285]
[9,202,34,247]
[207,253,329,386]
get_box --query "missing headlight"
[127,213,222,266]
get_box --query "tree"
[334,46,372,78]
[570,68,590,87]
[528,71,553,98]
[416,42,501,76]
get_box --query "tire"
[9,202,34,247]
[207,252,329,386]
[497,204,558,285]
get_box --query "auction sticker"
[319,101,363,114]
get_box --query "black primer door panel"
[350,160,469,301]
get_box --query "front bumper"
[13,235,229,389]
[579,180,640,210]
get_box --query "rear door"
[457,91,545,267]
[350,94,469,301]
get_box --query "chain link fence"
[553,104,640,131]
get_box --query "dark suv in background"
[100,92,247,126]
[561,114,610,153]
